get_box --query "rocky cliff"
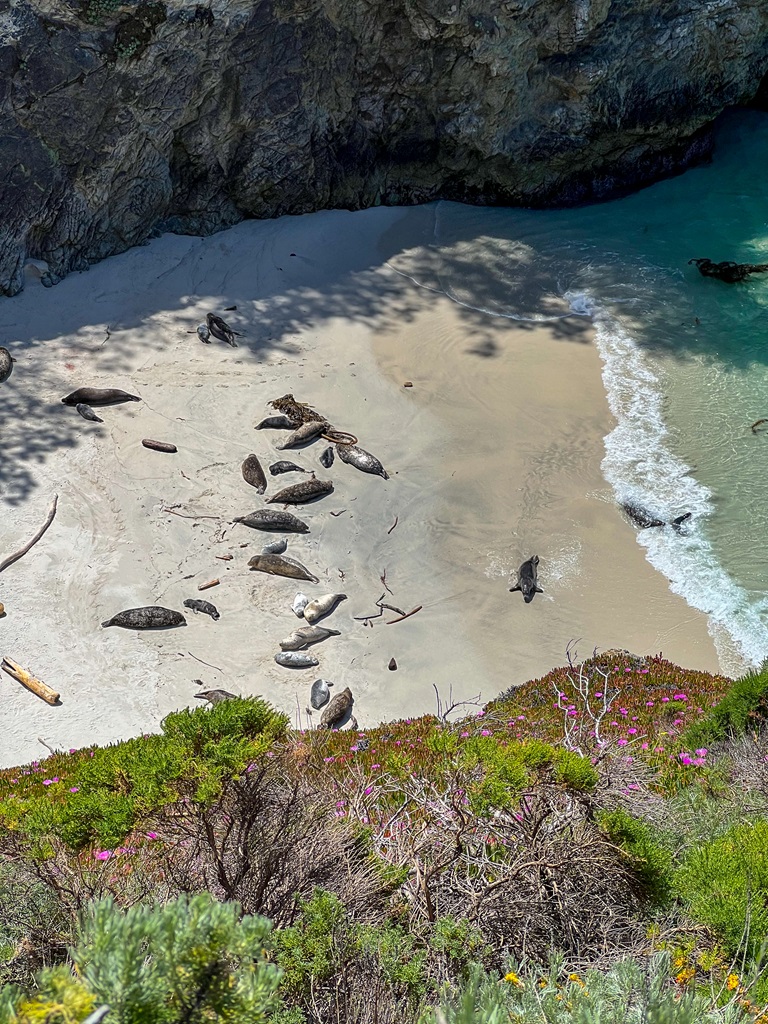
[1,0,768,295]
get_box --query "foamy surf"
[567,290,768,674]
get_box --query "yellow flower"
[505,972,523,987]
[726,974,740,991]
[675,967,695,985]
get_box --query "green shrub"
[599,808,673,907]
[683,664,768,748]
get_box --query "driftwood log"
[0,494,58,574]
[2,657,60,704]
[320,686,354,729]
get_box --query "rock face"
[2,0,768,295]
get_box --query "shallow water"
[380,110,768,675]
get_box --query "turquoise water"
[407,111,768,673]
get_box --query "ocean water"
[391,110,768,675]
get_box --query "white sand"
[0,206,720,768]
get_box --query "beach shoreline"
[0,205,720,769]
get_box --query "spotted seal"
[303,593,347,624]
[256,415,297,430]
[76,403,103,423]
[276,421,327,449]
[336,443,388,479]
[275,651,319,668]
[269,461,307,476]
[320,686,354,729]
[242,454,267,493]
[233,509,309,533]
[101,606,186,629]
[267,478,333,505]
[279,625,340,650]
[62,387,140,407]
[183,599,220,620]
[248,553,319,583]
[310,677,333,710]
[0,347,13,384]
[509,556,543,604]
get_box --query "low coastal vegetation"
[1,649,768,1023]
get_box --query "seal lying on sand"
[62,387,140,407]
[195,689,236,705]
[206,312,241,346]
[101,606,186,629]
[76,403,103,423]
[509,556,543,604]
[248,553,319,583]
[242,455,267,493]
[275,651,319,668]
[183,599,220,620]
[320,686,354,729]
[277,421,327,449]
[303,593,347,624]
[336,443,388,479]
[310,678,332,709]
[0,347,13,384]
[279,625,340,650]
[233,509,309,532]
[269,461,308,476]
[688,258,768,283]
[267,478,333,504]
[256,415,297,430]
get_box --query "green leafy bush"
[599,808,673,907]
[683,664,768,748]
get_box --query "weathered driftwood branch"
[2,658,60,704]
[0,494,58,574]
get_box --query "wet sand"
[0,205,719,768]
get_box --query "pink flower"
[371,763,381,770]
[617,739,628,746]
[42,778,59,786]
[323,756,335,763]
[673,694,688,701]
[364,786,373,795]
[627,728,637,735]
[517,714,525,720]
[661,696,670,702]
[144,832,158,840]
[460,731,469,738]
[94,850,112,861]
[594,692,603,698]
[481,729,491,736]
[695,748,708,757]
[646,701,654,707]
[69,748,77,754]
[69,787,79,793]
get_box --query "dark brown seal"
[233,509,309,532]
[0,347,13,384]
[142,439,177,453]
[248,553,319,583]
[509,556,543,604]
[266,478,333,504]
[255,414,297,430]
[62,387,140,407]
[101,606,186,629]
[320,686,354,729]
[242,454,267,493]
[270,461,307,476]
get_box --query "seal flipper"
[509,582,521,593]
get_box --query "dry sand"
[0,204,720,768]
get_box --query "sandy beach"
[0,203,721,769]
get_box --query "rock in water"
[233,509,310,533]
[320,687,354,729]
[310,677,332,709]
[101,606,186,629]
[248,553,319,583]
[266,478,333,504]
[274,651,319,669]
[242,454,267,493]
[336,443,388,479]
[303,593,347,624]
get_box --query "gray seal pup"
[279,625,341,650]
[276,421,327,449]
[242,454,267,493]
[206,312,241,346]
[0,347,13,384]
[195,689,236,705]
[292,592,310,617]
[303,593,347,624]
[248,553,319,583]
[183,598,220,620]
[269,461,308,476]
[336,443,388,479]
[76,403,103,423]
[233,509,309,533]
[319,447,334,468]
[256,415,297,430]
[310,678,333,710]
[263,538,288,555]
[320,686,354,729]
[196,323,211,343]
[275,651,319,668]
[101,606,186,629]
[267,478,333,505]
[509,556,543,604]
[62,387,140,407]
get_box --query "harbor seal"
[196,323,211,343]
[310,678,332,710]
[263,538,288,555]
[256,415,297,430]
[292,592,310,617]
[688,258,768,283]
[183,599,220,620]
[206,312,242,346]
[276,421,327,449]
[336,443,388,479]
[76,403,103,423]
[101,606,186,629]
[319,447,334,468]
[275,651,319,668]
[248,553,319,583]
[320,686,354,729]
[233,509,309,533]
[62,387,140,407]
[279,625,341,650]
[242,455,267,493]
[269,461,308,476]
[303,593,347,624]
[621,503,666,529]
[509,556,543,604]
[195,689,236,705]
[267,478,333,505]
[0,347,13,384]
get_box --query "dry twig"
[0,494,58,574]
